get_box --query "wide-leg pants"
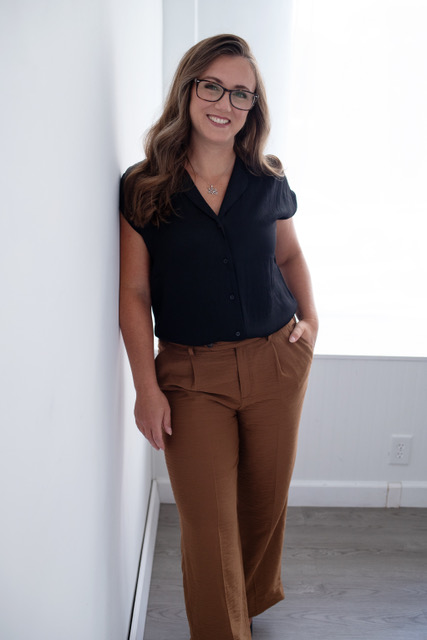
[155,318,313,640]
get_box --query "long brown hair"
[121,34,283,227]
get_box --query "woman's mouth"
[207,115,230,125]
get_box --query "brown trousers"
[155,318,313,640]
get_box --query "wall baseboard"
[156,477,427,508]
[156,477,175,504]
[399,481,427,507]
[128,480,160,640]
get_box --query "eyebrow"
[203,76,254,92]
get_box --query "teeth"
[208,115,229,124]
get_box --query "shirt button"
[235,331,241,337]
[229,294,235,300]
[223,258,229,264]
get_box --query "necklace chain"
[187,158,233,196]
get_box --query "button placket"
[215,219,246,341]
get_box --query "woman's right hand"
[134,387,172,451]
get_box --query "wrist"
[135,380,161,397]
[297,314,319,329]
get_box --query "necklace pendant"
[207,184,218,196]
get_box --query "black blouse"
[120,157,298,345]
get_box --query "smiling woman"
[119,34,318,640]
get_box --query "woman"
[120,34,318,640]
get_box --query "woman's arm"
[119,214,171,450]
[275,218,319,348]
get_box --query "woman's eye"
[204,83,221,92]
[233,91,250,100]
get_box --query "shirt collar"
[182,156,249,220]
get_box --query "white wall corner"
[156,476,176,504]
[128,480,161,640]
[386,482,402,508]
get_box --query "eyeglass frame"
[194,79,259,111]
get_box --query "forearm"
[119,215,171,450]
[119,289,159,395]
[279,251,318,328]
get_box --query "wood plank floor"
[143,505,427,639]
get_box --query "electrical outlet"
[389,435,413,465]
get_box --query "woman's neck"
[186,142,236,180]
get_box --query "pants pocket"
[155,347,196,392]
[269,330,313,383]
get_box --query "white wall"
[291,355,427,507]
[0,1,162,638]
[154,0,427,507]
[163,0,295,157]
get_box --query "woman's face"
[189,55,256,150]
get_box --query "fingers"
[289,319,318,348]
[134,392,172,450]
[135,413,172,451]
[152,429,165,451]
[163,407,172,436]
[134,418,156,449]
[136,424,163,450]
[147,431,162,451]
[289,326,302,343]
[137,422,171,451]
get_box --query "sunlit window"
[283,0,427,357]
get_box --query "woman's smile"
[207,114,231,126]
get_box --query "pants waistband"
[158,316,297,356]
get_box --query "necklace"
[207,184,219,196]
[187,158,234,196]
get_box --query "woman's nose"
[215,91,232,111]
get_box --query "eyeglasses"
[194,79,258,111]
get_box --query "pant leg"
[236,321,313,617]
[156,345,252,640]
[155,322,313,638]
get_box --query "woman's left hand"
[289,318,318,349]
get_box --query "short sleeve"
[119,163,145,234]
[276,174,297,220]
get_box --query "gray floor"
[143,505,427,640]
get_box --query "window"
[284,0,427,356]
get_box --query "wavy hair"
[121,34,283,227]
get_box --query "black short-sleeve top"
[120,157,298,346]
